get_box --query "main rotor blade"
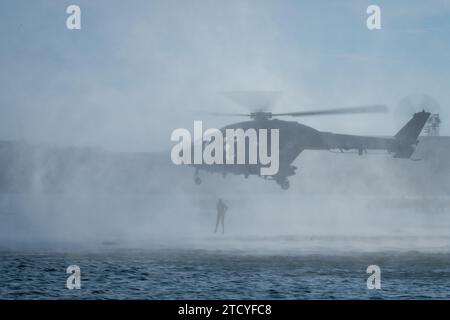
[272,105,388,117]
[198,111,250,117]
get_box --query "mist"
[1,0,450,253]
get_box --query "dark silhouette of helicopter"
[191,92,431,189]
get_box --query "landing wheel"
[276,177,290,190]
[281,179,290,190]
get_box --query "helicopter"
[188,92,431,189]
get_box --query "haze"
[1,0,450,252]
[1,0,449,151]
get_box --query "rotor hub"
[250,111,273,120]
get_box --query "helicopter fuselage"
[190,111,430,189]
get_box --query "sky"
[1,0,450,151]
